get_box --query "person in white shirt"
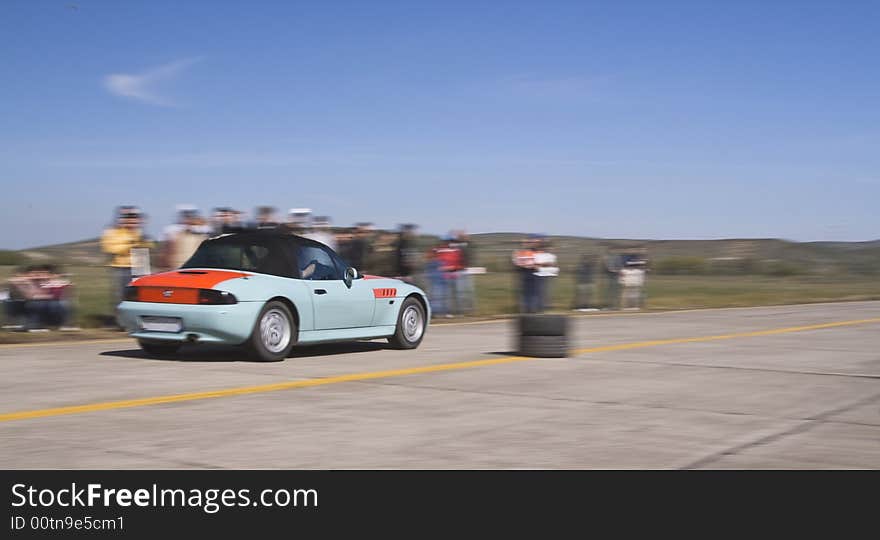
[285,208,312,234]
[512,236,539,313]
[532,238,559,312]
[162,205,210,270]
[618,260,647,310]
[302,216,338,251]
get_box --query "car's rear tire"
[138,340,182,357]
[388,296,426,349]
[247,301,296,362]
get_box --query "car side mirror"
[344,267,358,288]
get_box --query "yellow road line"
[1,317,879,423]
[0,356,534,422]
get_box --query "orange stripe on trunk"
[131,269,249,289]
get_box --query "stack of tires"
[517,314,568,358]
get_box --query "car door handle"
[314,289,327,295]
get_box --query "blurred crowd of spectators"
[2,203,650,331]
[93,205,483,324]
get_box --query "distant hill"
[9,233,880,276]
[18,238,105,266]
[465,234,880,275]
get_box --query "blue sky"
[1,1,878,249]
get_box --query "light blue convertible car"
[116,230,430,361]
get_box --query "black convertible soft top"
[181,230,341,279]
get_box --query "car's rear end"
[117,269,261,345]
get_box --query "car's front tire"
[388,296,426,349]
[138,340,181,357]
[248,301,296,362]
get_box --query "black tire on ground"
[138,340,182,357]
[247,301,297,362]
[519,314,568,336]
[388,296,427,350]
[519,334,568,358]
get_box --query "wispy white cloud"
[103,57,202,106]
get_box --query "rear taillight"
[123,286,139,301]
[197,289,237,305]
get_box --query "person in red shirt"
[450,230,475,315]
[435,242,463,273]
[433,237,464,315]
[423,237,460,318]
[425,241,449,318]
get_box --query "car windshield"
[181,236,294,277]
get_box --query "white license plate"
[140,316,183,333]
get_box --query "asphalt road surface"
[1,301,879,469]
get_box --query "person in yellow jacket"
[101,206,154,314]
